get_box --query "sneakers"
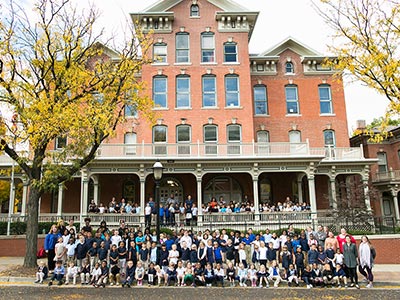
[307,284,312,289]
[48,281,53,286]
[110,282,114,286]
[34,280,40,283]
[57,281,63,286]
[266,284,269,288]
[366,283,373,288]
[355,284,360,289]
[337,284,341,288]
[259,284,263,288]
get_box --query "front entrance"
[159,177,184,205]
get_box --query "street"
[0,286,399,300]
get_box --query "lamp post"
[152,160,164,243]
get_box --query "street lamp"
[152,160,164,243]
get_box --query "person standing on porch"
[145,203,152,228]
[44,225,62,271]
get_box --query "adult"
[65,219,77,234]
[315,225,327,249]
[44,224,62,271]
[88,199,98,213]
[324,231,339,252]
[81,217,92,234]
[359,235,376,288]
[343,235,359,289]
[336,228,356,253]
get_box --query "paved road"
[0,286,399,300]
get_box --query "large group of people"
[41,218,376,289]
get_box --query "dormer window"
[190,4,199,17]
[285,62,294,73]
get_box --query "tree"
[318,0,400,141]
[0,0,153,267]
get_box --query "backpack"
[37,247,47,259]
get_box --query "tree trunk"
[23,186,41,267]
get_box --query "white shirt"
[145,206,152,215]
[259,246,268,260]
[91,267,101,277]
[168,250,179,265]
[180,235,192,249]
[111,235,122,246]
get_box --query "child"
[189,244,198,265]
[248,264,258,287]
[89,262,101,285]
[117,241,128,272]
[214,263,225,287]
[213,241,223,264]
[257,264,269,288]
[109,244,119,271]
[34,261,48,284]
[308,244,319,266]
[94,260,109,288]
[333,248,344,266]
[302,265,313,289]
[155,265,167,286]
[294,246,305,278]
[88,241,99,271]
[65,237,77,264]
[311,263,324,287]
[109,263,120,286]
[122,260,135,287]
[147,262,157,286]
[203,262,215,287]
[139,243,150,271]
[168,244,180,266]
[280,245,292,277]
[54,237,67,266]
[266,242,277,268]
[166,262,177,286]
[268,260,282,288]
[322,263,334,287]
[226,262,236,287]
[333,264,347,288]
[98,241,108,264]
[183,262,195,286]
[238,243,247,268]
[176,260,185,286]
[237,262,248,287]
[65,261,78,285]
[48,260,65,286]
[135,261,145,286]
[286,264,299,287]
[111,229,122,246]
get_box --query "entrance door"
[159,177,183,205]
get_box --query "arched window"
[285,62,294,73]
[124,132,137,155]
[285,85,299,114]
[202,75,216,107]
[153,125,167,155]
[253,85,268,115]
[190,4,199,17]
[204,124,218,155]
[153,43,167,63]
[224,42,237,62]
[176,124,191,155]
[257,130,270,155]
[323,129,335,146]
[176,75,190,108]
[176,33,189,63]
[319,84,333,114]
[225,74,240,107]
[227,124,241,154]
[289,130,301,153]
[201,32,215,62]
[153,76,167,108]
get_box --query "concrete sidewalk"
[0,257,399,287]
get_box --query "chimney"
[356,120,366,130]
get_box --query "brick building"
[1,0,377,229]
[351,122,400,224]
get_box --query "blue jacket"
[44,232,61,251]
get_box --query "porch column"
[391,187,400,222]
[140,178,145,220]
[197,177,203,225]
[297,174,304,204]
[307,171,317,217]
[330,178,337,209]
[362,178,371,211]
[20,180,29,217]
[80,168,89,227]
[253,177,260,222]
[92,175,99,204]
[57,183,64,217]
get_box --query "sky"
[5,0,390,135]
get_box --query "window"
[202,75,216,107]
[253,85,268,115]
[289,130,301,153]
[55,137,67,150]
[224,42,237,62]
[257,130,270,155]
[153,76,167,108]
[177,125,191,155]
[124,132,137,155]
[176,75,190,108]
[153,43,167,63]
[377,152,388,173]
[319,85,333,114]
[190,4,199,17]
[204,125,218,154]
[285,85,299,114]
[125,104,138,117]
[324,130,335,146]
[285,62,294,73]
[227,124,241,154]
[225,75,239,107]
[153,125,167,155]
[176,33,189,63]
[201,32,215,63]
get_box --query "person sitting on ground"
[89,262,101,286]
[322,263,334,287]
[176,260,185,286]
[79,260,91,285]
[226,262,236,287]
[135,261,145,286]
[302,265,313,289]
[237,262,248,287]
[214,263,225,287]
[286,264,299,287]
[333,264,347,288]
[257,264,270,288]
[155,265,167,286]
[48,260,65,286]
[311,263,324,287]
[121,260,135,288]
[268,260,282,288]
[109,263,120,286]
[183,262,195,286]
[94,260,109,288]
[34,261,48,284]
[65,261,78,285]
[203,262,215,287]
[147,262,157,286]
[166,262,178,286]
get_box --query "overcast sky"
[6,0,390,134]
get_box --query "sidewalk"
[0,257,400,287]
